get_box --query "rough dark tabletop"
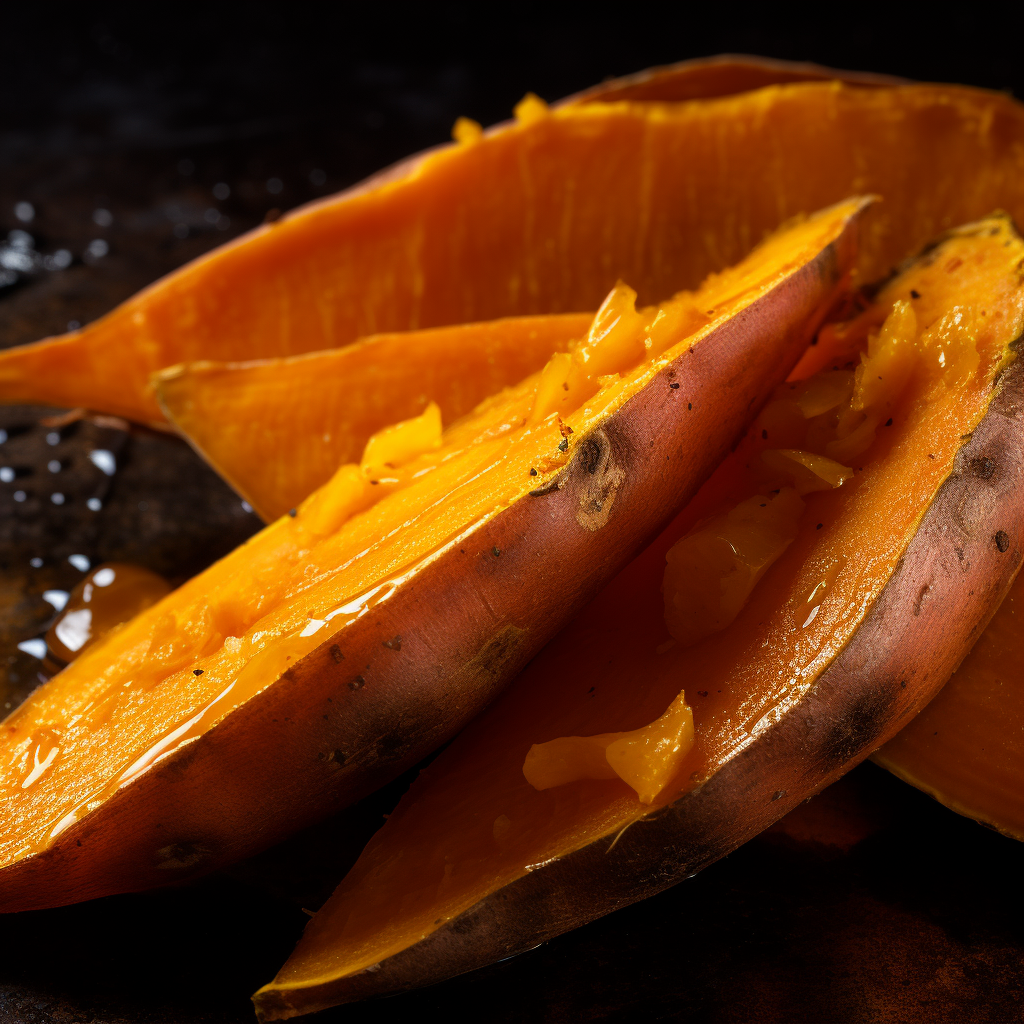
[1,13,1021,1024]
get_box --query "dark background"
[1,6,1022,1023]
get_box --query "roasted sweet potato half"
[0,200,863,912]
[0,65,1022,426]
[155,314,591,522]
[253,214,1024,1019]
[873,567,1024,840]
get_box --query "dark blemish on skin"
[383,636,402,651]
[885,418,893,427]
[669,382,680,389]
[370,480,379,485]
[697,690,708,697]
[970,457,995,479]
[530,478,561,497]
[322,714,328,720]
[529,467,537,476]
[762,429,768,440]
[995,531,1010,552]
[492,547,501,557]
[349,676,366,690]
[816,523,823,530]
[914,583,931,616]
[910,289,921,299]
[771,790,787,801]
[588,686,595,694]
[193,668,203,676]
[562,382,569,391]
[900,680,907,689]
[687,403,692,410]
[329,644,344,663]
[288,508,297,517]
[580,437,602,475]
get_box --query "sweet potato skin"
[0,208,859,913]
[252,345,1024,1018]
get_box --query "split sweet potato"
[0,199,864,912]
[253,214,1024,1019]
[155,314,591,521]
[873,570,1024,839]
[0,65,1022,426]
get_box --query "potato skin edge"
[254,347,1024,1019]
[0,208,859,915]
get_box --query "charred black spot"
[995,530,1010,552]
[579,437,602,475]
[817,683,899,771]
[970,456,996,479]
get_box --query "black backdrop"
[1,6,1022,1024]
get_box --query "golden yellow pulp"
[256,215,1024,1000]
[0,201,865,867]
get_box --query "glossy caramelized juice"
[258,217,1024,997]
[0,201,862,869]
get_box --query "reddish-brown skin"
[0,209,862,914]
[251,343,1024,1020]
[564,54,905,105]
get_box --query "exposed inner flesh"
[2,82,1022,427]
[0,201,862,867]
[259,216,1024,996]
[873,568,1024,840]
[156,313,592,521]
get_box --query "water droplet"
[93,567,115,587]
[17,638,47,660]
[14,201,34,223]
[43,590,70,612]
[88,449,116,475]
[68,554,90,572]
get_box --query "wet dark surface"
[1,12,1022,1024]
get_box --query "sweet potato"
[155,314,591,521]
[0,65,1021,426]
[253,214,1024,1019]
[873,570,1024,839]
[0,199,864,912]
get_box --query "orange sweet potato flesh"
[253,216,1024,1019]
[0,200,864,912]
[155,314,591,522]
[0,67,1022,427]
[873,570,1024,839]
